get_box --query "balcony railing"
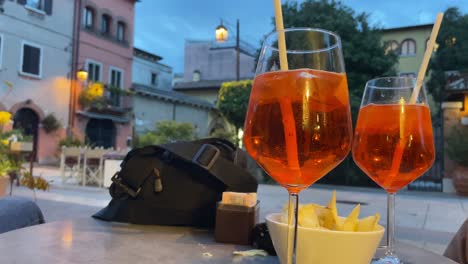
[79,84,133,116]
[106,89,133,109]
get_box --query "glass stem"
[287,192,299,264]
[386,192,397,257]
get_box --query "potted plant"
[20,171,49,201]
[446,125,468,196]
[41,113,62,134]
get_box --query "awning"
[76,111,130,123]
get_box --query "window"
[109,67,123,88]
[83,7,94,30]
[109,67,123,107]
[385,40,399,55]
[86,60,102,82]
[193,70,201,82]
[151,73,158,86]
[27,0,44,11]
[117,22,126,42]
[101,14,111,35]
[401,39,416,56]
[20,42,42,77]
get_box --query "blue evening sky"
[134,0,468,74]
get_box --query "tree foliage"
[427,7,468,101]
[135,120,196,147]
[217,80,253,132]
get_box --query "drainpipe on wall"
[68,0,82,138]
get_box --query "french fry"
[357,213,380,232]
[336,204,360,231]
[326,190,339,228]
[279,192,380,233]
[299,205,320,228]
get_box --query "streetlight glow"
[76,68,88,82]
[215,23,228,43]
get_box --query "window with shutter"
[101,15,111,35]
[151,73,158,86]
[26,0,45,11]
[86,60,102,82]
[21,42,42,77]
[117,22,125,42]
[401,39,416,56]
[83,7,94,30]
[44,0,52,15]
[109,67,123,88]
[109,67,124,107]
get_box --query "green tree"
[217,80,253,143]
[135,120,196,147]
[427,7,468,102]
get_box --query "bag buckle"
[111,173,141,198]
[192,144,220,170]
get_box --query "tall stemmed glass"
[352,77,435,263]
[244,28,353,264]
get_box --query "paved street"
[7,166,468,256]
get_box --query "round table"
[0,218,456,264]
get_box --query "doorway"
[85,118,116,148]
[13,108,39,160]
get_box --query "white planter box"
[10,142,33,152]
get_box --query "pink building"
[72,0,137,149]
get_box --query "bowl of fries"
[266,191,384,264]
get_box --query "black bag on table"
[93,138,258,228]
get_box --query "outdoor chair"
[60,146,84,185]
[82,148,107,187]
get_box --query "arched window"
[401,39,416,56]
[101,14,111,35]
[83,6,94,30]
[385,40,399,55]
[117,21,126,42]
[193,70,201,82]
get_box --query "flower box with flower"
[78,82,133,114]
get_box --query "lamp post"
[215,19,240,81]
[68,68,88,137]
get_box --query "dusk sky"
[134,0,468,74]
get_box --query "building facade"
[132,48,172,91]
[0,0,74,163]
[174,39,256,105]
[72,0,137,149]
[382,24,433,77]
[132,48,216,137]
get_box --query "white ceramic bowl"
[266,213,384,264]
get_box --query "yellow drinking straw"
[273,0,289,71]
[410,13,444,104]
[273,0,299,170]
[386,13,443,186]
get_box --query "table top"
[0,218,456,264]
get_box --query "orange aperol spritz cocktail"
[243,28,353,264]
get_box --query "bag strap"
[160,139,258,192]
[111,146,164,198]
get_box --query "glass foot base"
[371,256,402,264]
